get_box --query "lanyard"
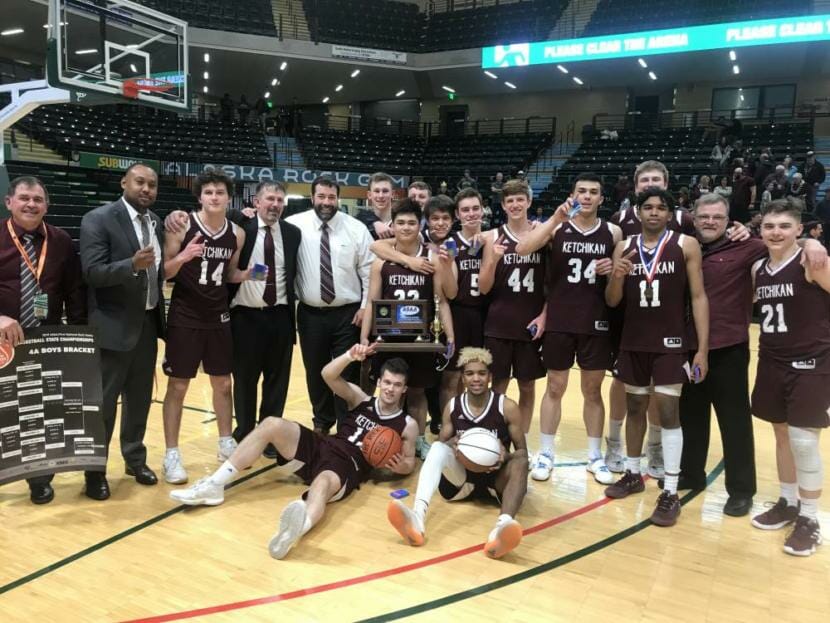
[636,230,670,286]
[7,220,48,284]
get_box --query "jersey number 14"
[198,260,225,286]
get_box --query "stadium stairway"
[272,0,310,40]
[3,129,66,166]
[549,0,603,39]
[526,142,580,194]
[266,136,307,169]
[814,136,830,201]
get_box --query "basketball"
[456,427,503,473]
[361,425,403,468]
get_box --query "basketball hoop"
[122,78,175,100]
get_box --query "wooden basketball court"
[2,325,829,622]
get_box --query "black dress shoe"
[84,473,111,500]
[30,483,55,505]
[262,443,278,459]
[125,463,158,485]
[723,496,753,517]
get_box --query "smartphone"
[528,324,538,338]
[390,489,409,499]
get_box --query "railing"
[315,113,556,138]
[557,120,575,152]
[591,106,818,132]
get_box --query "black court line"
[357,460,726,623]
[0,463,277,596]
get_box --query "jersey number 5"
[507,267,535,293]
[198,260,224,286]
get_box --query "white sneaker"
[587,457,615,485]
[169,476,224,506]
[604,437,624,473]
[268,500,307,560]
[646,443,665,479]
[530,450,554,481]
[217,437,237,462]
[416,435,431,461]
[387,499,425,546]
[484,517,522,559]
[163,450,188,484]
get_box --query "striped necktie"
[320,223,335,304]
[19,233,40,328]
[139,214,159,309]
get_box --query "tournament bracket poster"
[0,326,106,485]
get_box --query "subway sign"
[482,14,830,67]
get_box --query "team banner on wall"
[0,326,106,485]
[482,14,830,67]
[78,151,161,172]
[331,44,407,65]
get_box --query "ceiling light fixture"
[271,78,277,86]
[638,58,647,68]
[441,85,455,93]
[204,53,210,62]
[648,71,657,80]
[130,64,138,73]
[729,50,737,61]
[322,96,330,103]
[733,65,740,74]
[557,65,568,74]
[395,90,406,97]
[203,86,208,93]
[203,71,209,79]
[351,69,360,78]
[1,28,24,36]
[264,91,270,98]
[572,76,583,85]
[504,81,516,89]
[484,70,498,79]
[335,84,343,92]
[75,49,97,55]
[280,61,288,71]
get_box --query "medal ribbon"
[7,220,48,285]
[636,230,670,287]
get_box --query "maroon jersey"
[380,244,435,321]
[547,219,615,335]
[620,231,689,353]
[451,232,485,308]
[333,397,413,480]
[449,391,512,450]
[167,213,237,328]
[754,249,830,373]
[612,206,695,238]
[484,225,546,341]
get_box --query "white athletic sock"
[607,418,623,443]
[165,447,179,456]
[625,456,641,474]
[648,424,662,447]
[496,513,513,527]
[781,482,799,507]
[539,433,555,456]
[414,442,454,523]
[218,435,233,443]
[210,460,238,486]
[661,427,683,494]
[587,436,602,461]
[800,498,819,521]
[301,513,313,535]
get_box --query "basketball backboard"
[46,0,189,112]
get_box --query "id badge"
[33,292,49,319]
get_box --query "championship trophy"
[371,295,446,353]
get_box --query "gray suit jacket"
[80,198,166,351]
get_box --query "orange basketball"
[361,426,403,468]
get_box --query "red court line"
[122,495,616,623]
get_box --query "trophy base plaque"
[373,341,446,353]
[371,299,444,354]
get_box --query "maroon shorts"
[448,304,486,369]
[439,469,500,502]
[484,337,545,382]
[276,425,365,501]
[614,350,688,388]
[751,359,830,428]
[162,324,232,378]
[371,349,437,388]
[543,331,612,371]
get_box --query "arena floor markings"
[2,328,829,621]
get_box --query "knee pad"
[789,426,824,491]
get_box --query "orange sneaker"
[387,499,425,546]
[484,518,522,558]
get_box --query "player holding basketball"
[516,173,622,484]
[171,343,418,559]
[604,188,709,527]
[160,170,251,484]
[478,179,546,454]
[387,347,528,558]
[361,198,455,459]
[749,198,830,557]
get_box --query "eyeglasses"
[693,215,728,222]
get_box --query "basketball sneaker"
[217,437,237,462]
[650,491,681,527]
[646,443,664,479]
[387,499,425,546]
[587,457,615,485]
[169,477,224,506]
[162,449,188,485]
[751,498,800,530]
[604,470,645,499]
[783,516,822,557]
[530,450,554,481]
[604,437,624,473]
[416,435,431,461]
[268,500,308,560]
[484,517,522,559]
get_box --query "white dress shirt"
[123,197,161,310]
[286,208,373,308]
[231,215,288,308]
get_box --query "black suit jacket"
[80,198,166,351]
[228,212,301,343]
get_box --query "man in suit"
[80,163,165,499]
[228,182,300,449]
[0,176,86,504]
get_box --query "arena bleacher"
[137,0,276,36]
